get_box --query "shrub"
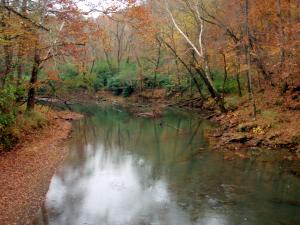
[0,83,17,150]
[0,83,17,129]
[107,77,136,97]
[211,70,242,94]
[59,64,79,80]
[144,74,172,89]
[92,61,115,89]
[23,110,47,129]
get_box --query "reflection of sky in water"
[45,144,214,225]
[34,106,300,225]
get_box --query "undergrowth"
[0,105,49,152]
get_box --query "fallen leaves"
[0,110,82,225]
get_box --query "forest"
[0,0,300,224]
[0,0,299,149]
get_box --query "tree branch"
[1,5,49,31]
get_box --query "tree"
[163,0,227,112]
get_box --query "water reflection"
[34,105,300,225]
[46,146,179,225]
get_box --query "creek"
[33,104,300,225]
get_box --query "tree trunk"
[26,48,40,111]
[162,37,226,112]
[275,0,285,73]
[162,38,205,100]
[0,0,12,87]
[16,0,27,86]
[194,67,227,113]
[221,52,228,99]
[153,39,162,88]
[236,50,243,97]
[135,55,144,92]
[244,0,256,117]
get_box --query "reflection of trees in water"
[34,105,300,225]
[166,149,300,224]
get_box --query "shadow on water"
[33,104,300,225]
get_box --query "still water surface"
[34,105,300,225]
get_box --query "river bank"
[94,90,300,154]
[2,94,298,224]
[25,102,300,225]
[42,89,300,154]
[0,108,82,225]
[206,93,300,156]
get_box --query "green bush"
[144,74,172,89]
[117,62,137,80]
[211,70,241,94]
[92,61,115,89]
[23,110,47,129]
[0,83,17,127]
[0,83,18,150]
[107,77,136,97]
[59,63,79,80]
[105,62,137,97]
[56,60,197,97]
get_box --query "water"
[34,104,300,225]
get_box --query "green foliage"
[107,62,137,97]
[0,79,49,150]
[117,62,137,80]
[0,83,17,150]
[92,61,115,90]
[144,74,172,89]
[0,83,16,111]
[211,70,242,94]
[59,63,79,80]
[55,61,210,98]
[23,110,47,129]
[0,107,48,151]
[107,77,136,97]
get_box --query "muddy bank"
[0,110,82,225]
[205,103,300,156]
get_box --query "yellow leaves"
[253,126,264,135]
[0,38,11,46]
[239,64,250,73]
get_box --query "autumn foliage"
[0,0,299,150]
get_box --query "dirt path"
[0,111,82,225]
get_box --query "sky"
[77,0,128,18]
